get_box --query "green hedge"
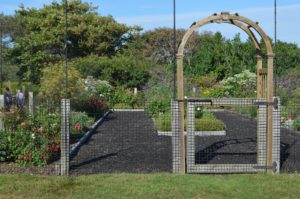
[194,119,225,131]
[156,114,225,132]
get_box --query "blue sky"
[1,0,300,45]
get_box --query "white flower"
[31,133,35,139]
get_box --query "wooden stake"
[176,54,185,174]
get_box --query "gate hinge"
[254,98,278,110]
[253,161,278,173]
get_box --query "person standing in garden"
[16,89,25,109]
[4,87,13,111]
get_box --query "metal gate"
[172,98,280,173]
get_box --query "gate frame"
[175,12,274,173]
[186,98,278,173]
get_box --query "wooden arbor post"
[176,12,274,173]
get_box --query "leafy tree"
[73,54,151,89]
[189,32,257,80]
[275,41,300,76]
[101,54,150,89]
[6,0,137,83]
[142,28,202,65]
[38,62,84,103]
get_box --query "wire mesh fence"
[0,93,61,175]
[1,94,300,175]
[69,100,172,175]
[280,97,300,173]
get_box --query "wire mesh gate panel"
[280,97,300,173]
[172,98,280,174]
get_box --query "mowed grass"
[0,173,300,199]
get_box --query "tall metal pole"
[64,0,68,99]
[274,0,277,96]
[173,0,177,99]
[0,16,3,94]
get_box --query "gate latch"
[254,98,278,110]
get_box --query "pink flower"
[20,121,28,126]
[75,124,81,132]
[19,156,24,160]
[38,127,44,133]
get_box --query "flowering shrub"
[16,139,60,166]
[86,95,108,119]
[6,130,32,161]
[221,70,256,97]
[0,129,60,166]
[4,108,29,131]
[29,106,61,146]
[111,88,142,108]
[16,140,49,166]
[2,104,61,167]
[70,111,94,135]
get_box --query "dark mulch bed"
[69,111,172,175]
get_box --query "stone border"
[158,131,226,136]
[70,110,111,158]
[113,109,144,112]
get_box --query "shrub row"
[155,114,225,132]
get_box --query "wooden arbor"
[176,12,274,173]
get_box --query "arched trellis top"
[177,12,273,57]
[176,12,274,100]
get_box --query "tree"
[72,53,151,89]
[275,41,300,76]
[6,0,137,83]
[142,28,202,65]
[189,32,257,80]
[38,62,84,103]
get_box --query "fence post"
[0,95,4,130]
[186,102,195,173]
[60,99,70,176]
[171,100,180,173]
[257,103,267,167]
[28,92,34,115]
[272,97,280,173]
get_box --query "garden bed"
[154,111,226,136]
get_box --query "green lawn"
[0,173,299,199]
